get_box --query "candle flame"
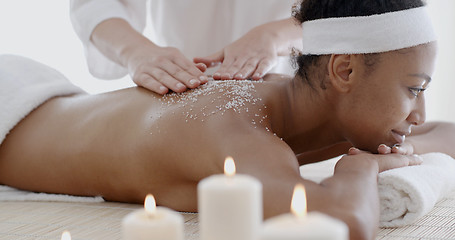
[291,184,307,218]
[61,231,71,240]
[144,194,157,216]
[224,156,236,177]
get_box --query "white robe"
[70,0,297,79]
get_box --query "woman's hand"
[124,43,208,94]
[376,142,415,155]
[347,147,422,172]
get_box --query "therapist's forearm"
[256,17,303,56]
[90,18,155,68]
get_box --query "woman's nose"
[407,95,426,126]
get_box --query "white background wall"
[0,1,453,122]
[425,1,455,122]
[0,1,134,94]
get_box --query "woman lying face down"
[1,0,454,239]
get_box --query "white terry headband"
[301,7,437,55]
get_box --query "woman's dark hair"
[292,0,425,89]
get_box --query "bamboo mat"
[0,191,455,240]
[1,157,454,240]
[0,201,198,240]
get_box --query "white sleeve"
[70,0,147,79]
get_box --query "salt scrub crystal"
[156,79,268,127]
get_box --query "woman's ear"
[327,54,354,93]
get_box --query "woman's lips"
[391,130,407,144]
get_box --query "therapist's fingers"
[216,57,251,80]
[195,50,250,80]
[172,58,209,85]
[233,58,260,80]
[147,65,197,93]
[213,57,236,80]
[195,63,208,74]
[128,46,208,94]
[252,57,276,80]
[134,73,168,95]
[138,69,186,93]
[193,51,224,68]
[216,54,277,81]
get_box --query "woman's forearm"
[319,155,380,240]
[260,155,379,240]
[408,121,455,158]
[90,18,155,68]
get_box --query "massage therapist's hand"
[124,43,209,94]
[194,26,277,81]
[90,18,208,95]
[194,18,302,81]
[347,147,422,172]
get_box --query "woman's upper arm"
[408,121,455,157]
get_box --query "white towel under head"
[300,152,455,228]
[378,152,455,227]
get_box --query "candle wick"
[225,174,235,185]
[147,212,155,219]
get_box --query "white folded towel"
[301,153,455,228]
[0,54,103,203]
[379,152,455,227]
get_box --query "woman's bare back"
[0,77,292,211]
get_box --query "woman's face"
[340,43,437,152]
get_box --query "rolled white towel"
[301,153,455,227]
[379,152,455,227]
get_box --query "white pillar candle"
[122,194,184,240]
[260,184,349,240]
[198,156,263,240]
[61,231,71,240]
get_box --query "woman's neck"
[264,75,346,154]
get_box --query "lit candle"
[198,156,263,240]
[61,231,71,240]
[121,194,184,240]
[260,184,349,240]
